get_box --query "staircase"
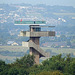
[22,41,50,57]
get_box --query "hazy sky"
[0,0,75,7]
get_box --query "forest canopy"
[0,54,75,75]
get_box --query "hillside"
[0,4,75,45]
[0,4,75,63]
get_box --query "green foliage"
[11,54,35,68]
[18,68,29,75]
[37,71,51,75]
[0,54,75,75]
[0,60,10,75]
[0,60,5,66]
[42,54,75,75]
[37,71,63,75]
[8,67,19,75]
[42,54,65,71]
[69,60,75,75]
[52,71,64,75]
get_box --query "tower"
[15,20,55,64]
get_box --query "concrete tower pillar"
[29,25,40,64]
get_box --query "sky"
[0,0,75,7]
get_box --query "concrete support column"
[30,47,40,64]
[29,25,40,64]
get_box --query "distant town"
[0,4,75,63]
[0,4,75,47]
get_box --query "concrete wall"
[20,31,55,37]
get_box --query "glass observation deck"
[14,21,46,25]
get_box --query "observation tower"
[15,20,55,64]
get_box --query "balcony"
[20,31,55,37]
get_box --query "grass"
[0,46,75,54]
[0,46,29,63]
[41,47,75,54]
[0,46,75,63]
[0,46,28,52]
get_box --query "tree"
[0,60,10,75]
[0,60,5,66]
[69,60,75,75]
[52,71,64,75]
[8,67,19,75]
[0,54,75,75]
[37,71,63,75]
[12,54,35,68]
